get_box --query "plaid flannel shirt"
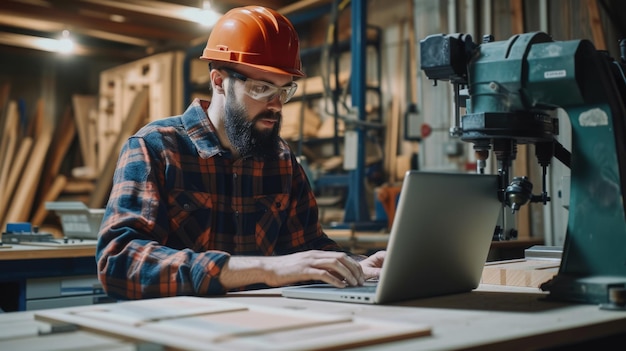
[96,99,342,300]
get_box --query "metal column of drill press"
[420,32,626,304]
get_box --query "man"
[96,5,385,300]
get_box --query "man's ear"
[211,70,226,94]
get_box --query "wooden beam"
[2,135,50,228]
[0,1,198,42]
[31,175,68,226]
[39,105,76,201]
[0,100,18,226]
[586,0,606,50]
[278,0,334,15]
[384,21,406,184]
[510,0,525,34]
[509,0,531,239]
[72,95,98,174]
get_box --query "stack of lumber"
[481,259,560,288]
[0,86,54,232]
[0,83,149,235]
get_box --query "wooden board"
[72,95,98,175]
[481,259,560,288]
[35,296,431,351]
[0,137,32,227]
[0,82,10,134]
[384,21,405,184]
[510,0,524,34]
[31,104,76,220]
[3,132,52,225]
[0,101,18,224]
[39,104,76,196]
[586,0,606,50]
[26,99,44,139]
[31,174,67,226]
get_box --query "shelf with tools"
[282,11,384,228]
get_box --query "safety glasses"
[220,67,298,104]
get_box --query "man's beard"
[224,89,281,159]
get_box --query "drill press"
[420,32,626,304]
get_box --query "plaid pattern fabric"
[96,99,341,300]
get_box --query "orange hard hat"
[200,6,305,78]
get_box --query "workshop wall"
[0,50,123,130]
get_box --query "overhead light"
[57,30,74,54]
[182,1,221,27]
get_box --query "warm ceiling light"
[181,0,220,27]
[57,30,74,54]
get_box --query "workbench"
[1,284,625,350]
[0,243,102,312]
[0,235,544,313]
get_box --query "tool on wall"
[420,32,626,305]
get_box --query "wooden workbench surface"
[2,284,626,350]
[0,242,96,260]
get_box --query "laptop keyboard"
[345,283,377,293]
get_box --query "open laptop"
[282,170,502,304]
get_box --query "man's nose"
[266,95,283,112]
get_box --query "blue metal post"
[343,0,370,223]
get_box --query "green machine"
[420,32,626,305]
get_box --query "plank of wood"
[278,0,333,15]
[384,21,405,184]
[89,87,149,208]
[481,259,560,287]
[31,174,67,226]
[72,95,98,174]
[34,296,431,350]
[0,136,32,227]
[586,0,606,50]
[401,1,420,175]
[0,82,10,134]
[39,104,76,199]
[0,101,18,213]
[508,0,531,239]
[510,0,525,34]
[3,132,52,226]
[290,72,350,99]
[63,179,96,194]
[25,99,44,139]
[513,145,531,239]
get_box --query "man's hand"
[220,250,366,290]
[359,250,386,280]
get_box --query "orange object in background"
[376,185,402,231]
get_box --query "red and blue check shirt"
[96,99,342,300]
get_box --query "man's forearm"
[218,256,271,290]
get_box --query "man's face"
[224,80,282,159]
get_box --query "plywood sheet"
[35,296,431,351]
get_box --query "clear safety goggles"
[221,67,298,104]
